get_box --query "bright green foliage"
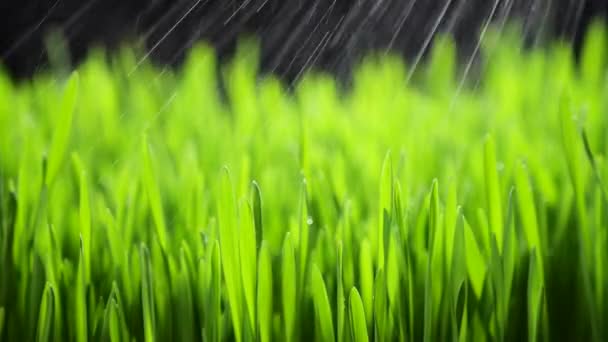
[0,23,607,342]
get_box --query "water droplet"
[306,216,314,225]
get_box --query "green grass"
[0,23,607,341]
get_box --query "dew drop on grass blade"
[349,287,369,342]
[282,233,296,342]
[297,179,310,295]
[45,72,78,187]
[257,241,272,342]
[311,264,336,342]
[36,282,55,342]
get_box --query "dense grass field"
[0,23,607,341]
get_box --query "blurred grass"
[0,22,607,341]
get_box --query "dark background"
[1,0,607,81]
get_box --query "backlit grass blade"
[484,135,503,250]
[207,240,222,342]
[45,72,79,186]
[527,250,544,342]
[349,288,369,342]
[72,153,92,284]
[141,134,168,252]
[424,180,440,342]
[101,283,128,342]
[175,245,195,342]
[337,242,345,342]
[373,268,387,341]
[217,168,243,342]
[378,151,392,270]
[139,243,156,342]
[36,282,55,342]
[257,241,272,342]
[108,299,123,342]
[251,181,263,249]
[297,179,310,298]
[239,200,257,336]
[75,236,88,342]
[311,264,336,342]
[359,239,374,327]
[450,209,467,340]
[514,162,542,255]
[282,233,296,342]
[464,216,487,299]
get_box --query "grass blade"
[257,241,272,342]
[36,283,55,342]
[139,243,156,342]
[75,236,88,342]
[46,72,79,186]
[311,264,336,342]
[484,135,503,251]
[239,200,257,336]
[141,134,169,253]
[282,233,296,342]
[217,168,243,342]
[349,288,369,342]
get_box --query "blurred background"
[1,0,607,81]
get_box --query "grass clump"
[0,23,607,341]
